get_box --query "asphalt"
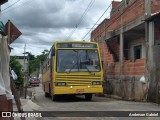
[13,84,160,120]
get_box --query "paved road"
[31,85,160,120]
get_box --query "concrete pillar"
[148,22,154,69]
[146,21,156,102]
[119,30,124,77]
[145,0,151,17]
[145,22,154,72]
[144,0,154,102]
[119,7,124,78]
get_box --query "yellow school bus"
[42,41,103,101]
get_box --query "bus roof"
[53,41,97,44]
[54,41,98,49]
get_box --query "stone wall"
[104,76,148,101]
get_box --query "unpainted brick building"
[91,0,160,103]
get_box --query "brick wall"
[91,19,107,42]
[151,0,160,13]
[92,0,160,42]
[91,0,160,102]
[122,0,145,25]
[98,41,145,76]
[98,41,111,74]
[123,59,145,75]
[107,38,120,61]
[112,1,121,9]
[91,0,145,41]
[91,0,147,77]
[111,1,121,16]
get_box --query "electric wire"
[66,0,95,40]
[82,3,112,40]
[2,0,36,14]
[1,0,21,12]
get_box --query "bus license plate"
[76,89,84,93]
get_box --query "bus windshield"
[57,49,100,72]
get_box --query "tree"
[29,49,49,75]
[26,52,35,61]
[10,56,24,88]
[42,49,49,55]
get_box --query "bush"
[10,56,24,88]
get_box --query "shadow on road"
[47,95,93,103]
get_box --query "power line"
[66,0,95,39]
[76,0,95,28]
[81,3,112,40]
[2,0,36,14]
[66,0,95,40]
[1,0,21,12]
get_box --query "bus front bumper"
[53,85,103,95]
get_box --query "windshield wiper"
[68,61,78,73]
[68,50,80,73]
[84,64,91,73]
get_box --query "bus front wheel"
[51,95,57,101]
[85,94,92,101]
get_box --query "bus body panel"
[54,86,103,95]
[52,72,103,95]
[42,70,51,94]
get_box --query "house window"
[134,45,142,60]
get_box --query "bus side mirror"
[51,49,55,56]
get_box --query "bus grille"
[55,74,101,86]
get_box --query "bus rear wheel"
[85,94,92,101]
[45,92,50,97]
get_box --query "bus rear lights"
[57,82,66,86]
[92,81,101,85]
[70,86,73,89]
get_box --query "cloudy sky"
[1,0,119,56]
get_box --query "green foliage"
[10,56,24,87]
[29,49,48,75]
[27,52,35,61]
[10,49,49,87]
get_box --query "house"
[91,0,160,103]
[15,56,28,73]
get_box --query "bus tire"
[85,94,92,101]
[51,95,57,101]
[45,92,50,97]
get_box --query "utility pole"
[23,46,30,99]
[23,44,27,99]
[7,20,10,43]
[26,51,30,88]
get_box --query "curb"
[104,94,122,100]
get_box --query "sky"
[1,0,121,56]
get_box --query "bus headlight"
[57,82,66,86]
[92,81,101,85]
